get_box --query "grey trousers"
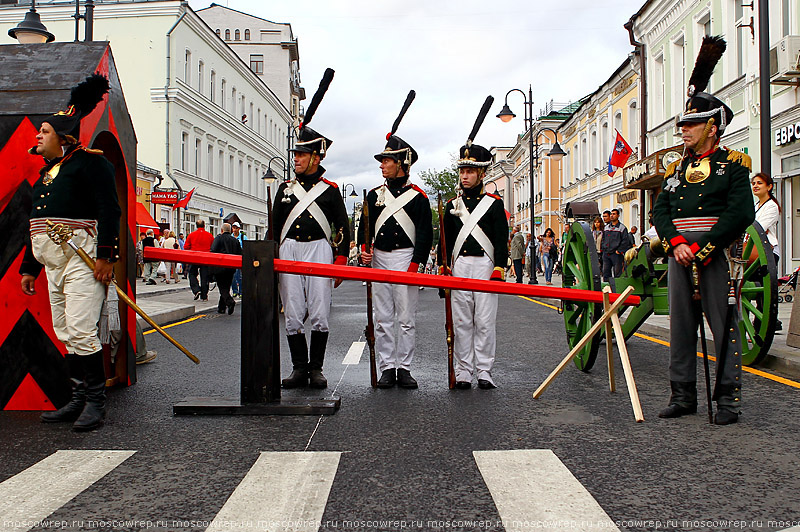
[667,247,743,411]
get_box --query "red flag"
[609,130,633,168]
[174,187,196,209]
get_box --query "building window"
[628,101,638,148]
[671,35,685,116]
[580,137,587,177]
[210,70,216,103]
[782,0,791,37]
[614,111,623,134]
[247,164,252,194]
[734,0,745,77]
[590,130,598,171]
[218,150,224,184]
[244,29,250,40]
[221,79,226,110]
[184,50,191,84]
[198,60,204,94]
[249,103,254,129]
[235,29,240,40]
[241,95,246,118]
[207,144,213,181]
[601,122,609,168]
[181,132,188,171]
[194,138,201,176]
[231,88,237,115]
[225,29,230,40]
[653,54,665,123]
[229,155,234,187]
[215,29,220,37]
[237,160,243,190]
[250,54,264,74]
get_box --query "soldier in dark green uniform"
[653,36,753,425]
[19,74,120,431]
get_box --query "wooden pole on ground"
[603,288,616,393]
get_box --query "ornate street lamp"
[262,155,287,240]
[8,0,55,44]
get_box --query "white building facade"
[1,0,299,239]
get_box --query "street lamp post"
[497,86,565,284]
[262,155,288,241]
[340,183,359,235]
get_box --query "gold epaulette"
[726,149,751,170]
[664,160,681,178]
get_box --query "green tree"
[419,165,459,202]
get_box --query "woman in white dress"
[752,172,781,268]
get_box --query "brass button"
[734,398,739,402]
[731,338,736,343]
[679,196,684,199]
[36,206,41,210]
[40,194,44,198]
[295,225,300,229]
[698,206,703,210]
[678,208,682,212]
[698,193,703,197]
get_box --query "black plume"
[301,68,334,129]
[687,35,726,96]
[388,90,415,139]
[467,95,494,146]
[68,73,109,117]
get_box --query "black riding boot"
[658,381,698,418]
[41,353,85,423]
[282,334,309,388]
[73,350,107,431]
[308,331,328,389]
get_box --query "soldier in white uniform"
[442,97,508,389]
[272,69,350,390]
[359,91,432,388]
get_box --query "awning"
[136,202,160,229]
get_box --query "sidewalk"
[511,270,800,378]
[135,276,222,328]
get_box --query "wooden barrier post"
[173,241,340,415]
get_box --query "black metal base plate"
[173,396,341,416]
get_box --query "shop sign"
[617,191,638,203]
[775,122,800,147]
[150,190,179,205]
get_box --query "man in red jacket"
[184,219,214,300]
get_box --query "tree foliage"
[419,165,459,202]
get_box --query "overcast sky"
[188,0,644,211]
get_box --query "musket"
[438,195,456,389]
[363,189,378,388]
[45,220,200,365]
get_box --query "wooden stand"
[173,241,340,416]
[533,286,644,422]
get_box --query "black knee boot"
[41,353,85,423]
[658,381,698,418]
[73,350,106,431]
[308,331,328,389]
[282,334,309,388]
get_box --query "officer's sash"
[280,181,331,243]
[452,195,495,262]
[374,187,418,244]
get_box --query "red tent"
[136,202,160,229]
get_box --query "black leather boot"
[41,353,85,423]
[308,331,328,389]
[282,334,309,388]
[73,351,106,431]
[658,381,698,418]
[396,368,418,389]
[377,369,396,388]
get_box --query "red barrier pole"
[145,248,641,306]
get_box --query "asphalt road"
[1,280,799,532]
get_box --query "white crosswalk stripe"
[341,341,366,365]
[206,451,341,532]
[474,449,620,532]
[0,450,135,532]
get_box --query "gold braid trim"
[695,242,715,261]
[493,266,505,281]
[664,160,681,179]
[726,149,752,170]
[84,147,104,155]
[662,239,671,254]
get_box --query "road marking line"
[342,341,366,365]
[0,450,135,531]
[206,451,340,532]
[474,449,620,532]
[521,298,800,389]
[143,314,206,335]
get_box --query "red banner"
[144,248,640,306]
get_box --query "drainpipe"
[624,15,648,233]
[165,4,188,231]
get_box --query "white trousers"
[31,229,106,356]
[452,255,498,384]
[372,248,418,371]
[279,238,333,335]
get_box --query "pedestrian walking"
[273,68,349,390]
[653,35,754,425]
[162,230,179,284]
[540,228,557,284]
[601,208,632,290]
[19,74,120,431]
[442,97,508,390]
[358,98,431,389]
[210,223,242,314]
[231,222,246,297]
[184,219,214,301]
[510,226,525,283]
[141,229,159,285]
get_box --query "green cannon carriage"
[561,220,778,370]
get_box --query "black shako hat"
[457,95,494,169]
[374,90,418,168]
[290,68,334,159]
[676,36,733,134]
[44,73,109,142]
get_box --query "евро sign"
[151,190,179,205]
[775,122,800,147]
